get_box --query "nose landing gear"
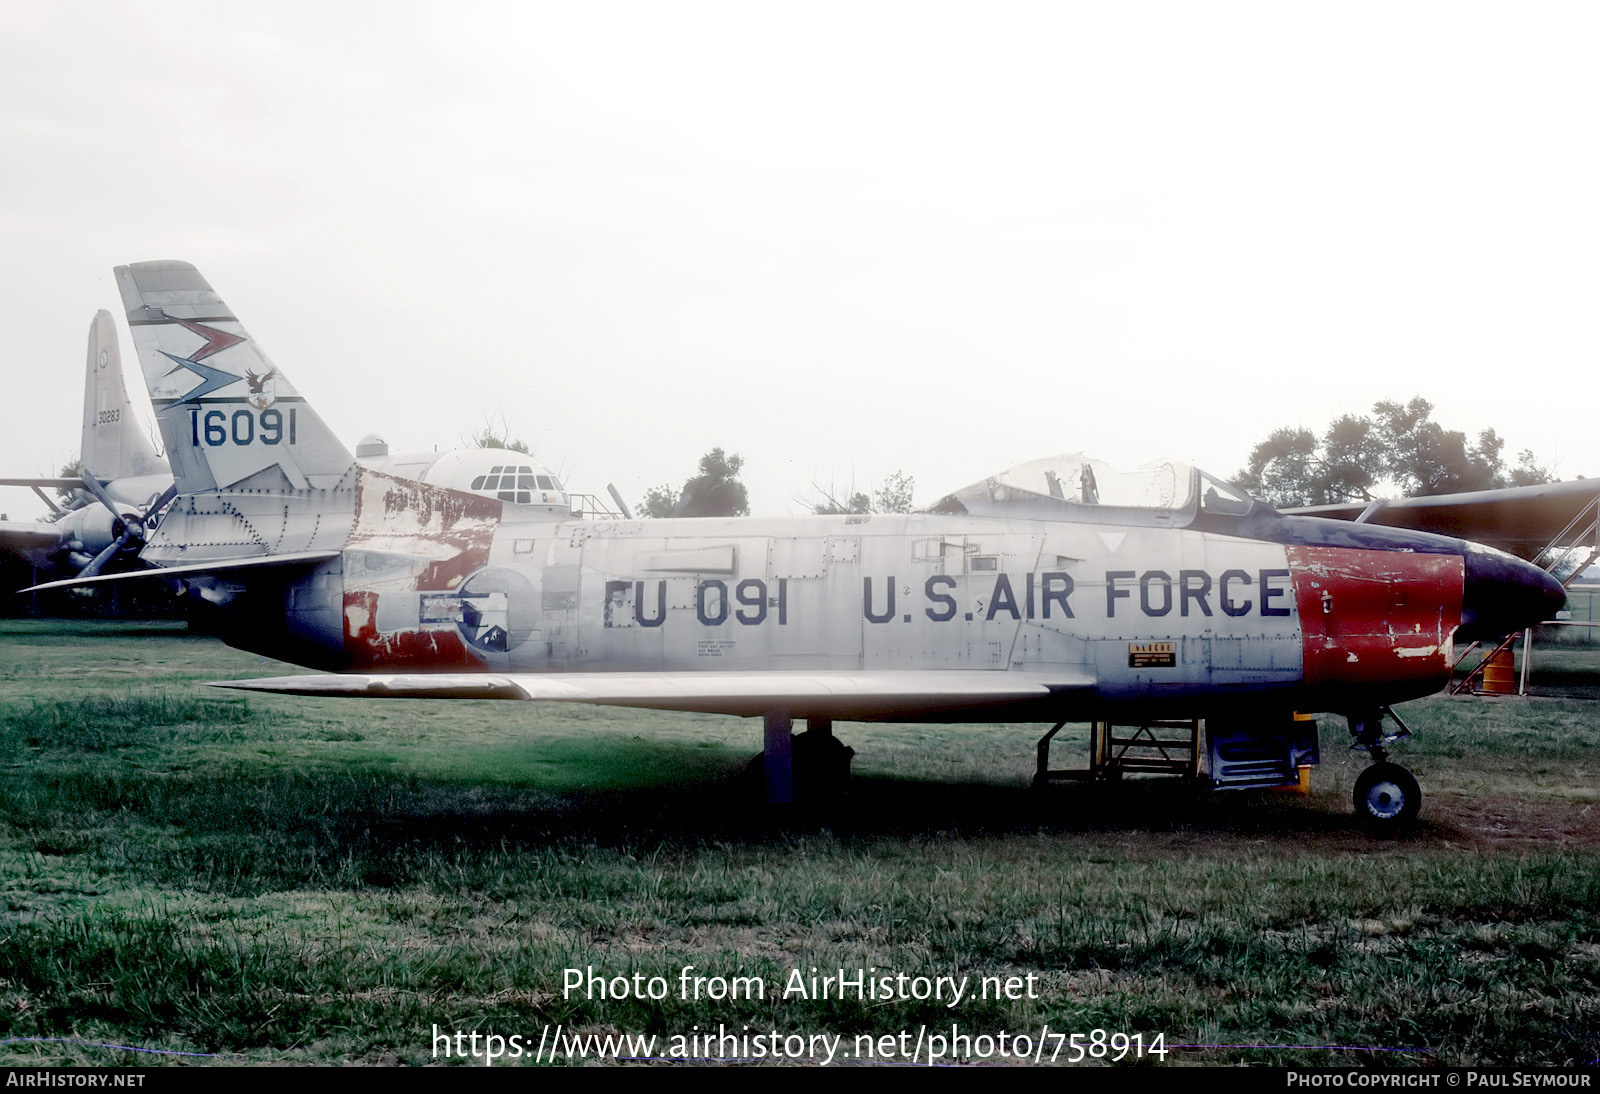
[1353,761,1421,827]
[1348,707,1420,830]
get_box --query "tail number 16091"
[189,408,298,447]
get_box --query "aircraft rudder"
[114,260,355,497]
[80,309,167,482]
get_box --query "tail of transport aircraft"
[114,261,354,496]
[80,310,168,482]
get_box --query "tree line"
[637,450,914,518]
[475,399,1554,520]
[1233,397,1552,509]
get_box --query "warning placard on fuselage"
[1128,642,1176,668]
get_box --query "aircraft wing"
[0,520,64,550]
[211,669,1094,720]
[1283,478,1600,560]
[0,520,65,567]
[21,551,342,594]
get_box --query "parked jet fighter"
[29,261,1569,829]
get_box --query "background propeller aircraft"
[0,310,174,580]
[29,261,1569,829]
[1284,481,1600,571]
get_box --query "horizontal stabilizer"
[22,550,340,594]
[0,478,85,491]
[211,669,1094,719]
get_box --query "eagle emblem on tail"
[245,367,278,410]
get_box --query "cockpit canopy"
[930,453,1256,526]
[359,446,572,516]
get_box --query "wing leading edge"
[211,669,1094,720]
[21,551,342,594]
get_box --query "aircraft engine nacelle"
[67,506,121,555]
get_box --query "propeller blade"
[79,470,162,543]
[78,470,122,517]
[77,530,135,579]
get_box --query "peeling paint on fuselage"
[340,468,499,669]
[342,588,478,668]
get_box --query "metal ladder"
[1033,718,1201,787]
[1451,494,1600,695]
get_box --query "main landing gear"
[753,714,854,804]
[1348,708,1420,830]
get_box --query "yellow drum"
[1480,647,1516,694]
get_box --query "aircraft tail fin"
[80,310,168,482]
[114,261,354,496]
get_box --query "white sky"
[2,1,1597,520]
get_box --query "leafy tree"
[812,489,873,516]
[811,470,915,516]
[1371,398,1504,496]
[638,483,679,518]
[873,470,915,514]
[471,429,531,454]
[678,448,749,517]
[639,448,750,518]
[1235,398,1551,508]
[57,457,84,501]
[1509,450,1551,487]
[468,414,531,454]
[1320,414,1387,502]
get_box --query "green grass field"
[0,619,1596,1066]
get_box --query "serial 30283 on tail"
[32,260,1567,829]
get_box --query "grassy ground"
[0,619,1595,1067]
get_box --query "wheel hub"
[1354,761,1420,827]
[1364,780,1405,820]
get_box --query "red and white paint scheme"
[32,262,1568,829]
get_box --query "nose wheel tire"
[1353,762,1420,829]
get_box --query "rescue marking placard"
[1128,642,1177,668]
